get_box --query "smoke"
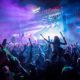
[0,0,36,41]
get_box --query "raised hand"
[60,32,63,37]
[29,38,32,45]
[60,32,65,39]
[40,34,46,39]
[28,38,33,48]
[60,32,67,45]
[40,34,51,44]
[40,34,43,38]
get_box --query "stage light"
[36,25,62,40]
[43,31,61,40]
[12,34,19,37]
[32,7,40,13]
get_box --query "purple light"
[0,1,37,41]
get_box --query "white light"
[12,34,19,37]
[32,7,40,13]
[48,12,61,17]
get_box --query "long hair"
[54,36,60,43]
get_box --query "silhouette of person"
[40,32,67,57]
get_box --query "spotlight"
[32,7,40,13]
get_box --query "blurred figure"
[40,32,67,62]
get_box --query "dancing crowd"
[0,32,80,80]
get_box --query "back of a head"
[2,39,7,47]
[54,36,60,43]
[61,66,78,80]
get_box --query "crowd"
[0,32,80,80]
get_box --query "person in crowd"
[0,39,29,80]
[40,32,67,62]
[0,36,80,80]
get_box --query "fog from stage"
[0,0,80,44]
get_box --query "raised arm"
[29,38,33,47]
[60,32,67,45]
[27,38,33,64]
[29,38,31,44]
[40,34,53,44]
